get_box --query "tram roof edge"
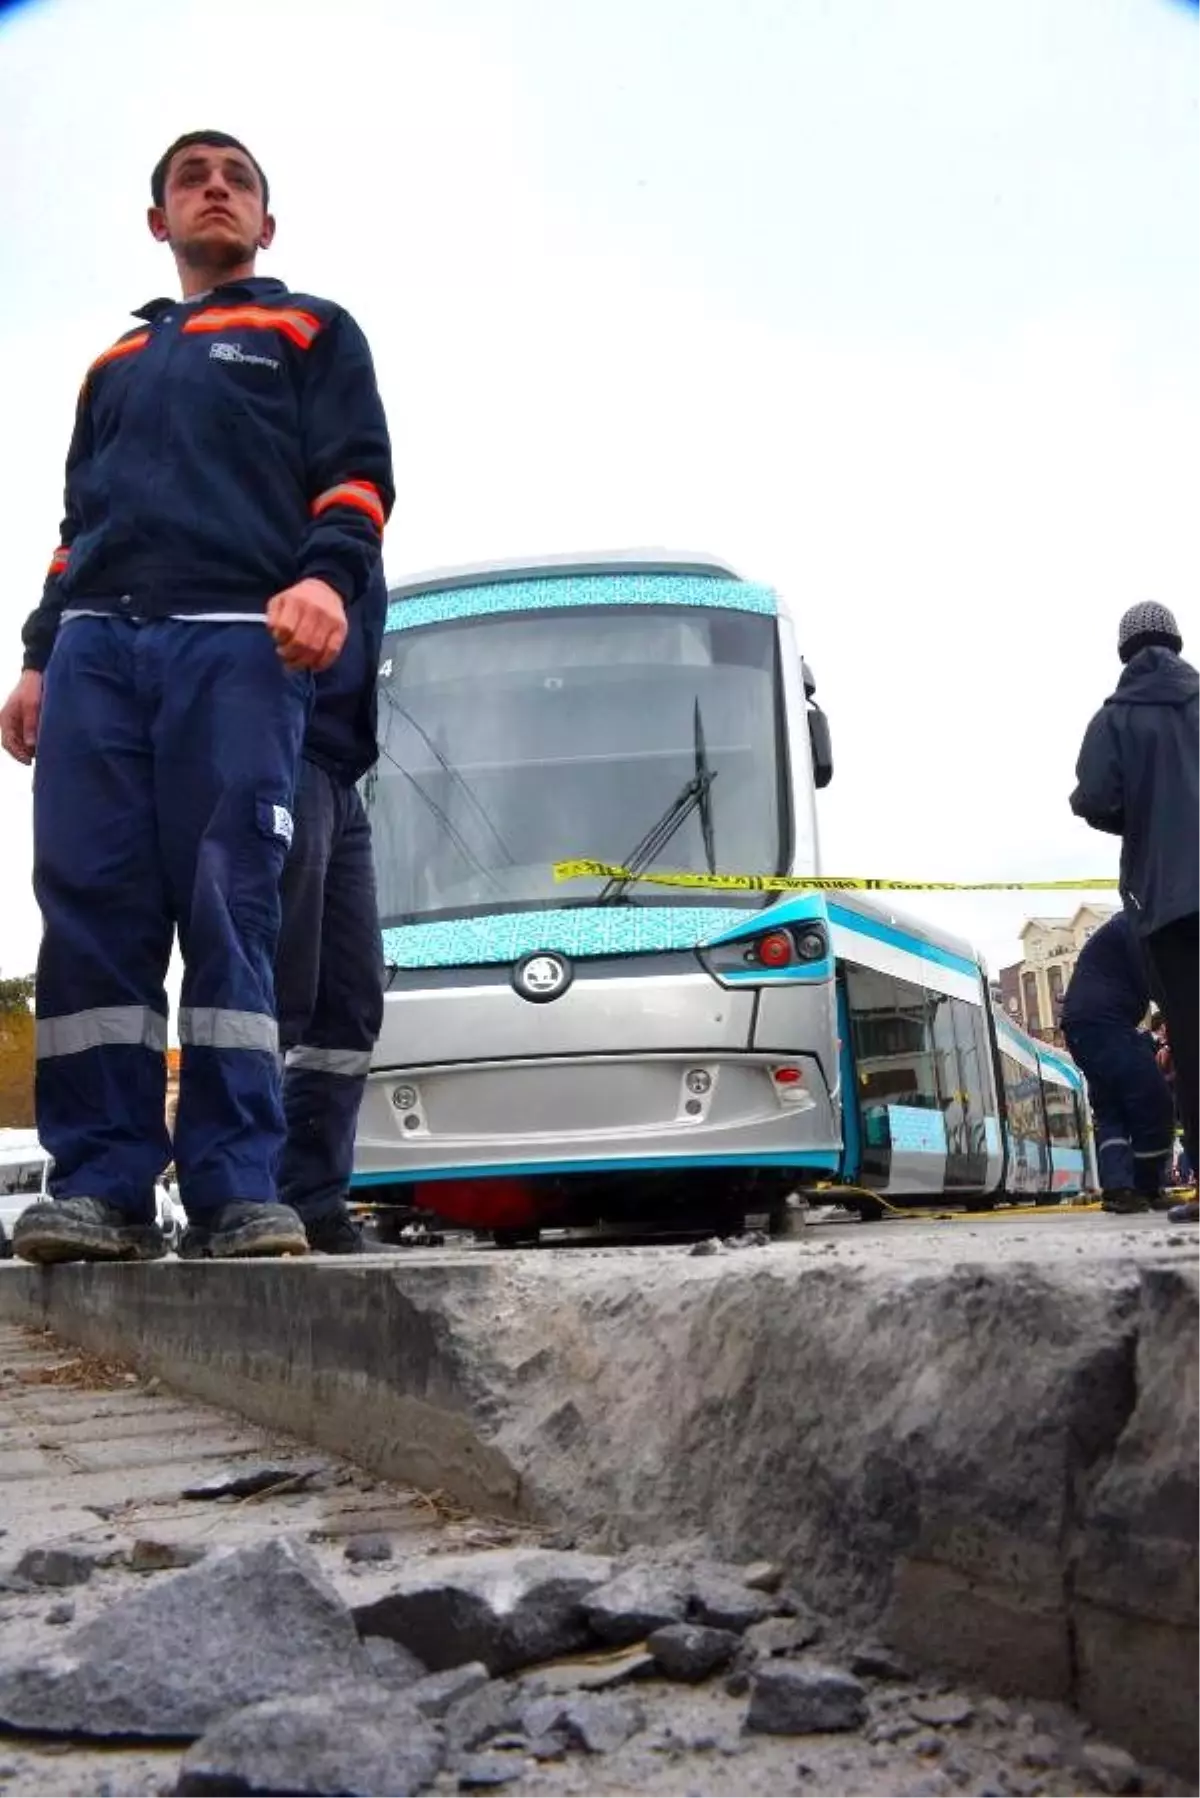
[386,548,744,600]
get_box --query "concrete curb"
[0,1227,1195,1775]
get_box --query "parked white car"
[156,1181,187,1253]
[0,1137,50,1258]
[0,1138,186,1257]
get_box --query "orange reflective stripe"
[311,481,386,532]
[89,331,150,374]
[181,305,322,350]
[47,547,70,577]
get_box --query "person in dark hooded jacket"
[1071,602,1198,1182]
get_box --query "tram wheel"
[493,1228,541,1249]
[963,1195,997,1213]
[847,1194,885,1223]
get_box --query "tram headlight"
[796,927,827,962]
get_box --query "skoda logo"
[513,951,573,1003]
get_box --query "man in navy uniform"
[269,565,389,1255]
[1071,602,1198,1191]
[0,131,393,1263]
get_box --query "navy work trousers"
[275,759,384,1222]
[33,619,311,1221]
[1062,1020,1174,1196]
[1145,913,1199,1177]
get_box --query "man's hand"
[266,578,347,672]
[0,670,43,765]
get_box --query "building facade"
[996,905,1117,1046]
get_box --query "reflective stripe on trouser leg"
[32,619,173,1217]
[180,1009,280,1053]
[156,622,312,1214]
[36,1006,168,1059]
[285,1045,373,1076]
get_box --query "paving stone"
[911,1692,975,1728]
[0,1536,370,1739]
[45,1600,75,1627]
[900,1775,952,1797]
[344,1532,393,1565]
[126,1539,207,1574]
[850,1642,910,1680]
[176,1680,442,1796]
[10,1546,98,1589]
[445,1681,523,1756]
[406,1662,490,1718]
[739,1561,785,1593]
[361,1635,428,1688]
[745,1662,867,1735]
[518,1691,644,1754]
[686,1567,773,1632]
[646,1622,741,1682]
[353,1549,613,1675]
[581,1565,689,1645]
[867,1713,920,1743]
[1079,1742,1142,1794]
[457,1751,526,1789]
[744,1615,820,1659]
[1022,1732,1063,1768]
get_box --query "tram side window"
[928,992,993,1186]
[1001,1055,1044,1144]
[844,964,940,1179]
[928,995,993,1182]
[1043,1083,1082,1148]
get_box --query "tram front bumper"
[354,1051,840,1183]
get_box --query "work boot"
[178,1202,308,1260]
[12,1196,166,1266]
[1144,1190,1175,1211]
[305,1206,365,1255]
[1100,1188,1150,1215]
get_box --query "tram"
[352,551,1094,1237]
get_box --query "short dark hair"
[151,131,269,209]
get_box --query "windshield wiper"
[694,698,716,875]
[379,688,518,867]
[597,698,718,904]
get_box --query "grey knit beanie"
[1117,601,1182,663]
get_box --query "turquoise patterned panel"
[383,905,756,969]
[385,574,777,635]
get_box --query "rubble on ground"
[0,1535,1189,1796]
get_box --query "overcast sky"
[0,0,1195,993]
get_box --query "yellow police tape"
[553,860,1119,895]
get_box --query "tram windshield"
[367,604,788,926]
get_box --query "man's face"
[148,143,274,268]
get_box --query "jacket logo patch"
[209,341,281,373]
[272,805,294,848]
